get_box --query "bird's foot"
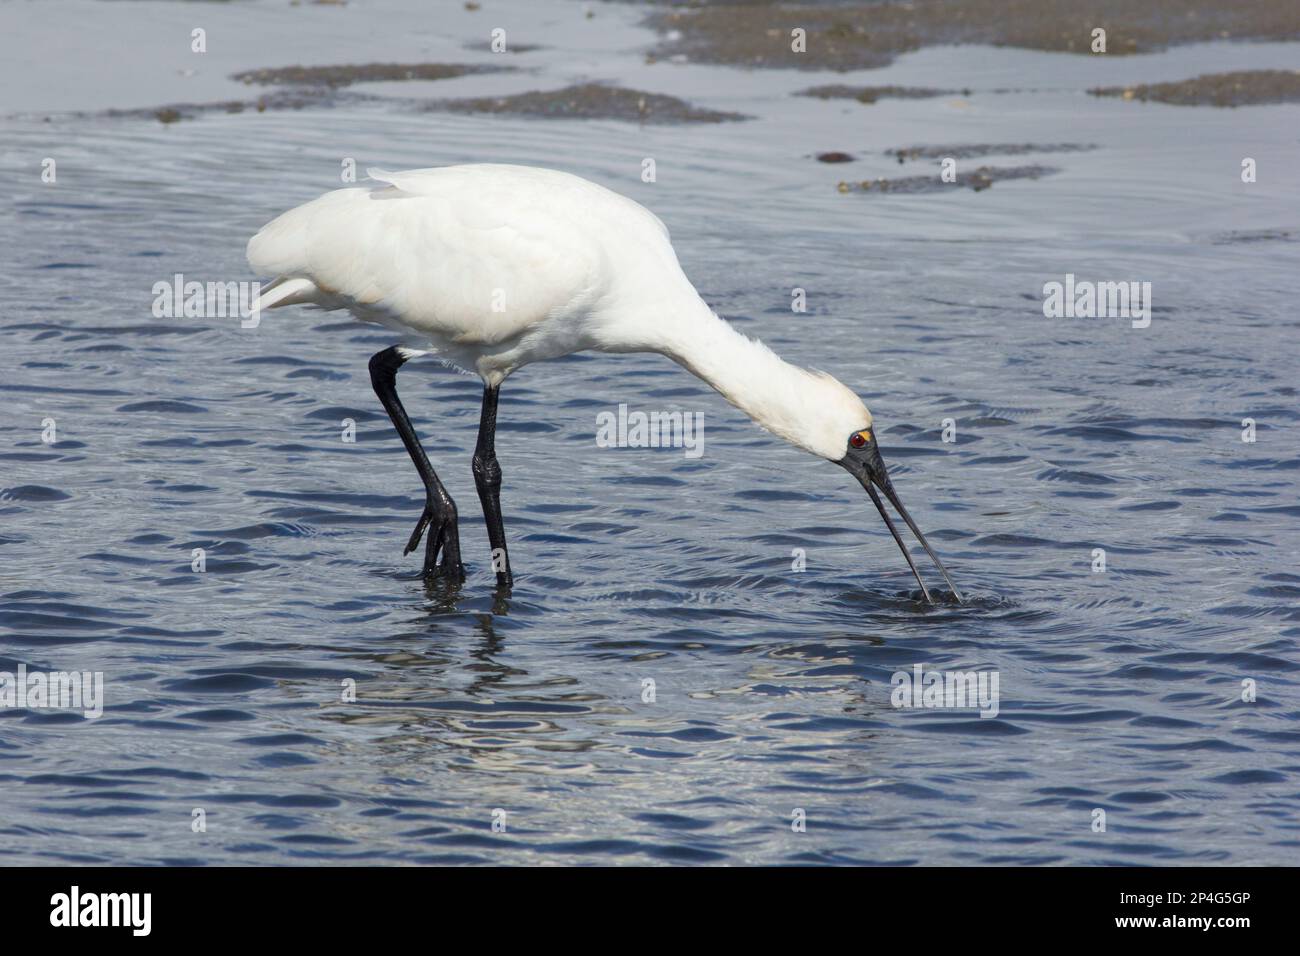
[405,504,465,579]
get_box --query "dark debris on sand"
[837,165,1058,194]
[1089,69,1300,107]
[419,83,748,123]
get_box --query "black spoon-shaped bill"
[839,431,963,606]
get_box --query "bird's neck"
[656,298,821,452]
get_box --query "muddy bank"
[461,42,544,55]
[82,61,513,124]
[816,143,1092,167]
[99,87,367,124]
[887,143,1097,162]
[649,0,1300,71]
[232,62,510,88]
[1209,228,1298,244]
[798,84,961,104]
[85,79,746,127]
[419,83,748,123]
[837,165,1057,194]
[1090,70,1300,107]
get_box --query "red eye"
[850,432,867,448]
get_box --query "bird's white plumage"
[247,164,871,460]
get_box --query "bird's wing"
[247,169,604,346]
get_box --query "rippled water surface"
[2,1,1299,865]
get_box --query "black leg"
[368,347,463,579]
[472,384,512,587]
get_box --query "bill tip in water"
[920,588,964,607]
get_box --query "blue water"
[1,4,1298,864]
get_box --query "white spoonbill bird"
[247,164,961,603]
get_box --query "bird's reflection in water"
[330,575,607,787]
[488,583,512,618]
[418,575,513,617]
[409,574,521,697]
[419,573,465,613]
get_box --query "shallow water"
[2,2,1299,865]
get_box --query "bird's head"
[794,372,962,605]
[680,334,963,605]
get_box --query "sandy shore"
[1090,68,1300,106]
[649,0,1300,70]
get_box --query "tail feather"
[253,276,319,312]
